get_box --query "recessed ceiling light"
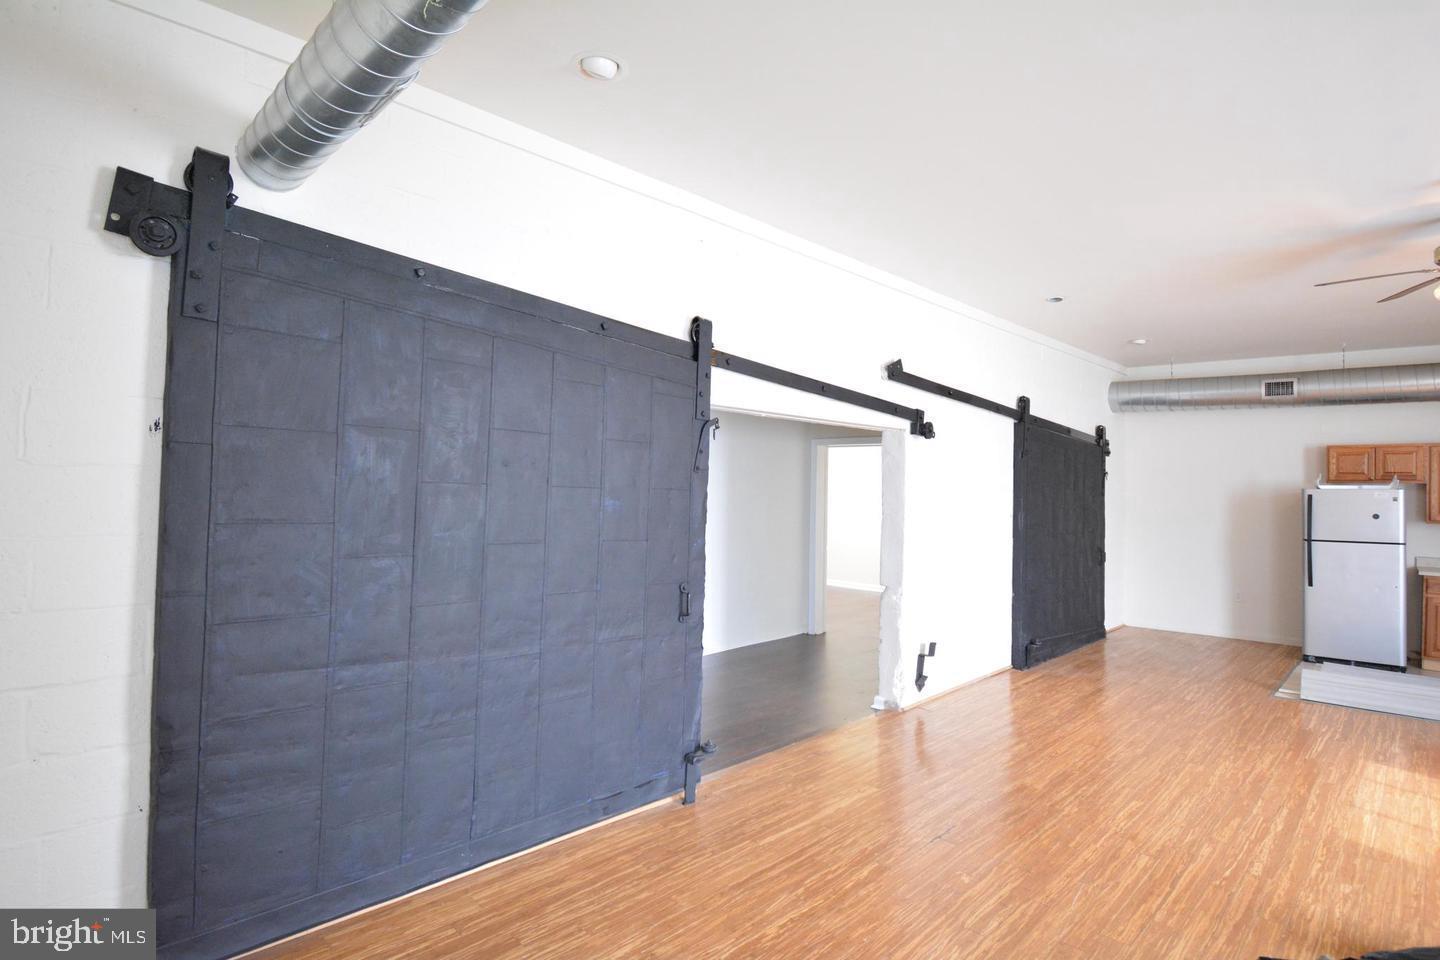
[1129,338,1148,345]
[1045,296,1064,303]
[577,55,622,81]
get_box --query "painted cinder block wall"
[0,0,1124,908]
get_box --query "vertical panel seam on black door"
[187,256,223,928]
[397,314,424,860]
[469,321,499,841]
[587,359,608,805]
[310,294,347,892]
[532,352,556,817]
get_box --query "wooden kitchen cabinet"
[1325,443,1440,523]
[1431,447,1440,523]
[1374,444,1429,482]
[1424,580,1440,671]
[1326,445,1377,482]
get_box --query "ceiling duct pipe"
[1109,362,1440,412]
[237,0,489,191]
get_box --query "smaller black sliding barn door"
[150,209,708,960]
[1011,421,1106,669]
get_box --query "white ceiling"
[207,0,1440,364]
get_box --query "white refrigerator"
[1302,486,1407,670]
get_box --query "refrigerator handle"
[1305,493,1314,588]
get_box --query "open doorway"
[701,411,886,771]
[809,435,883,631]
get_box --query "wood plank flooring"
[251,628,1440,960]
[701,587,879,770]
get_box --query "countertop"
[1418,557,1440,579]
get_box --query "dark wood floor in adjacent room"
[250,628,1440,960]
[701,586,880,771]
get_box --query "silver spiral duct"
[1109,363,1440,412]
[237,0,489,191]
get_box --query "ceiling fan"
[1315,245,1440,302]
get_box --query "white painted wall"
[826,446,883,590]
[705,414,876,653]
[0,0,1125,908]
[1121,346,1440,648]
[706,412,810,654]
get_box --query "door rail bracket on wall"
[102,147,237,318]
[710,348,936,437]
[104,166,188,256]
[915,642,937,692]
[885,359,1107,452]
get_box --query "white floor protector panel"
[1299,661,1440,722]
[1273,662,1302,701]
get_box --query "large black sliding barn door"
[1011,420,1106,669]
[148,196,709,958]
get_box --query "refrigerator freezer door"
[1303,540,1407,667]
[1306,488,1406,544]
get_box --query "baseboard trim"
[826,579,884,593]
[899,664,1012,711]
[1122,623,1302,648]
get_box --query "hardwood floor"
[701,587,879,771]
[250,628,1440,960]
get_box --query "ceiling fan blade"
[1314,268,1440,287]
[1378,275,1440,302]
